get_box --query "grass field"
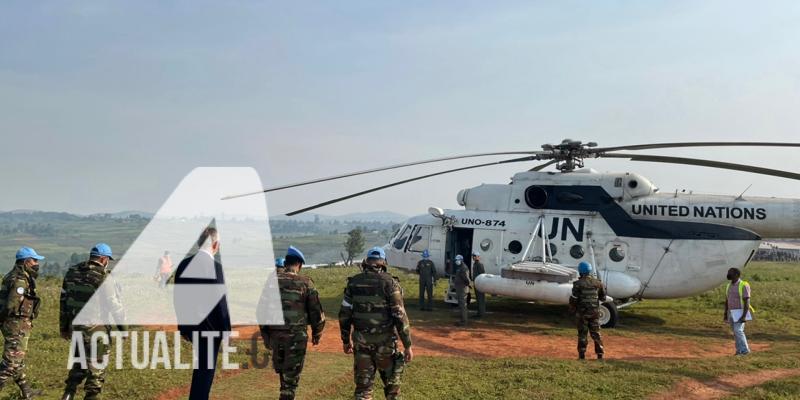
[3,262,799,399]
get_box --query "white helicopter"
[236,139,800,327]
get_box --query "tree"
[69,252,85,266]
[344,228,365,266]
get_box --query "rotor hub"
[540,139,598,172]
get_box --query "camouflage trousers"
[0,318,33,389]
[576,309,603,356]
[65,327,111,400]
[353,340,405,400]
[264,329,308,400]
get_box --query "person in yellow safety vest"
[723,267,754,356]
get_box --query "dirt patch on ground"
[154,367,244,400]
[230,321,768,360]
[154,323,770,399]
[649,368,800,400]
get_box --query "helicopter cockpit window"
[393,225,413,250]
[407,226,431,253]
[609,246,626,262]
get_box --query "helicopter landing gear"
[615,298,640,310]
[598,301,618,328]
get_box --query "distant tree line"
[754,248,800,262]
[1,211,404,274]
[0,222,58,236]
[270,219,400,237]
[39,252,89,276]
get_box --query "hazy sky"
[1,1,799,218]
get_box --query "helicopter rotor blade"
[285,155,540,216]
[593,142,800,153]
[222,151,544,200]
[529,159,558,171]
[602,153,800,181]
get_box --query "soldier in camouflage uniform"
[60,244,126,400]
[259,246,325,400]
[453,255,471,327]
[0,247,45,399]
[569,261,605,360]
[415,250,437,311]
[340,247,413,400]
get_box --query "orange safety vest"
[159,256,173,274]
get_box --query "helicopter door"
[445,228,474,304]
[471,229,502,275]
[445,228,474,272]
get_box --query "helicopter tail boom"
[626,194,800,239]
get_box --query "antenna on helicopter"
[736,184,754,200]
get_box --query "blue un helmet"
[366,246,386,260]
[286,246,306,264]
[90,243,115,260]
[422,249,430,259]
[15,247,45,261]
[578,261,593,275]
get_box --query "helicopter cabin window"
[508,240,523,254]
[393,225,413,250]
[407,225,431,253]
[570,245,585,259]
[609,246,626,262]
[548,243,558,256]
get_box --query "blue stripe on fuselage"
[536,185,760,241]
